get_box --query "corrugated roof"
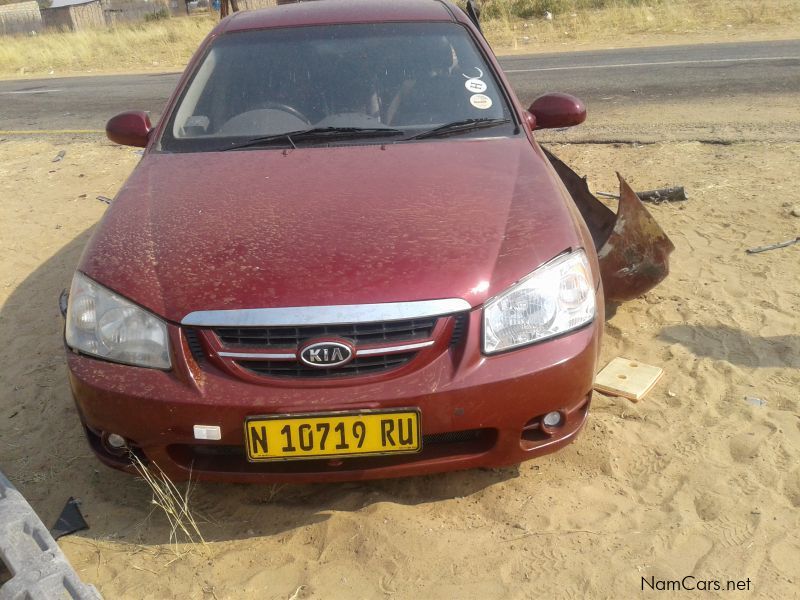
[48,0,99,8]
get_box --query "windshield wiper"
[405,118,512,141]
[220,126,405,151]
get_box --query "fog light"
[107,433,127,449]
[542,411,563,428]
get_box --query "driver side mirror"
[106,110,153,147]
[526,93,586,130]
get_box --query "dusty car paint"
[64,0,671,483]
[79,139,587,322]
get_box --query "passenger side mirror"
[106,111,153,147]
[527,93,586,130]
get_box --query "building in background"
[41,0,104,30]
[0,0,42,35]
[1,0,294,35]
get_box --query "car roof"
[221,0,461,34]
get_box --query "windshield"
[160,22,514,151]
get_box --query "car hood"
[79,138,584,323]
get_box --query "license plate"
[244,409,421,461]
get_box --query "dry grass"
[0,14,216,77]
[129,452,209,554]
[0,0,798,78]
[482,0,800,49]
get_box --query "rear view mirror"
[106,111,153,147]
[527,93,586,130]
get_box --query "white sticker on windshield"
[470,94,493,110]
[464,78,487,93]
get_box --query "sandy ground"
[1,130,799,599]
[537,95,800,145]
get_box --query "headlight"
[65,272,171,369]
[483,250,595,354]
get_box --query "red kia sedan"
[63,0,671,482]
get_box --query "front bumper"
[67,311,599,483]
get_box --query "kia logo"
[299,340,354,368]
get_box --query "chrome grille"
[185,310,471,381]
[214,317,437,349]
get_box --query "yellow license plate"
[245,410,421,461]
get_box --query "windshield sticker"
[464,78,487,93]
[470,94,493,110]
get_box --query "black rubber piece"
[50,497,89,541]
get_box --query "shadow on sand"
[0,228,517,546]
[658,324,800,369]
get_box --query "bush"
[144,7,170,22]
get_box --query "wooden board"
[594,357,664,401]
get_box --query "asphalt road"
[1,39,798,137]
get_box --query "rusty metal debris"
[544,148,675,302]
[596,186,687,204]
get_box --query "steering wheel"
[260,102,311,125]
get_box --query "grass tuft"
[129,452,209,554]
